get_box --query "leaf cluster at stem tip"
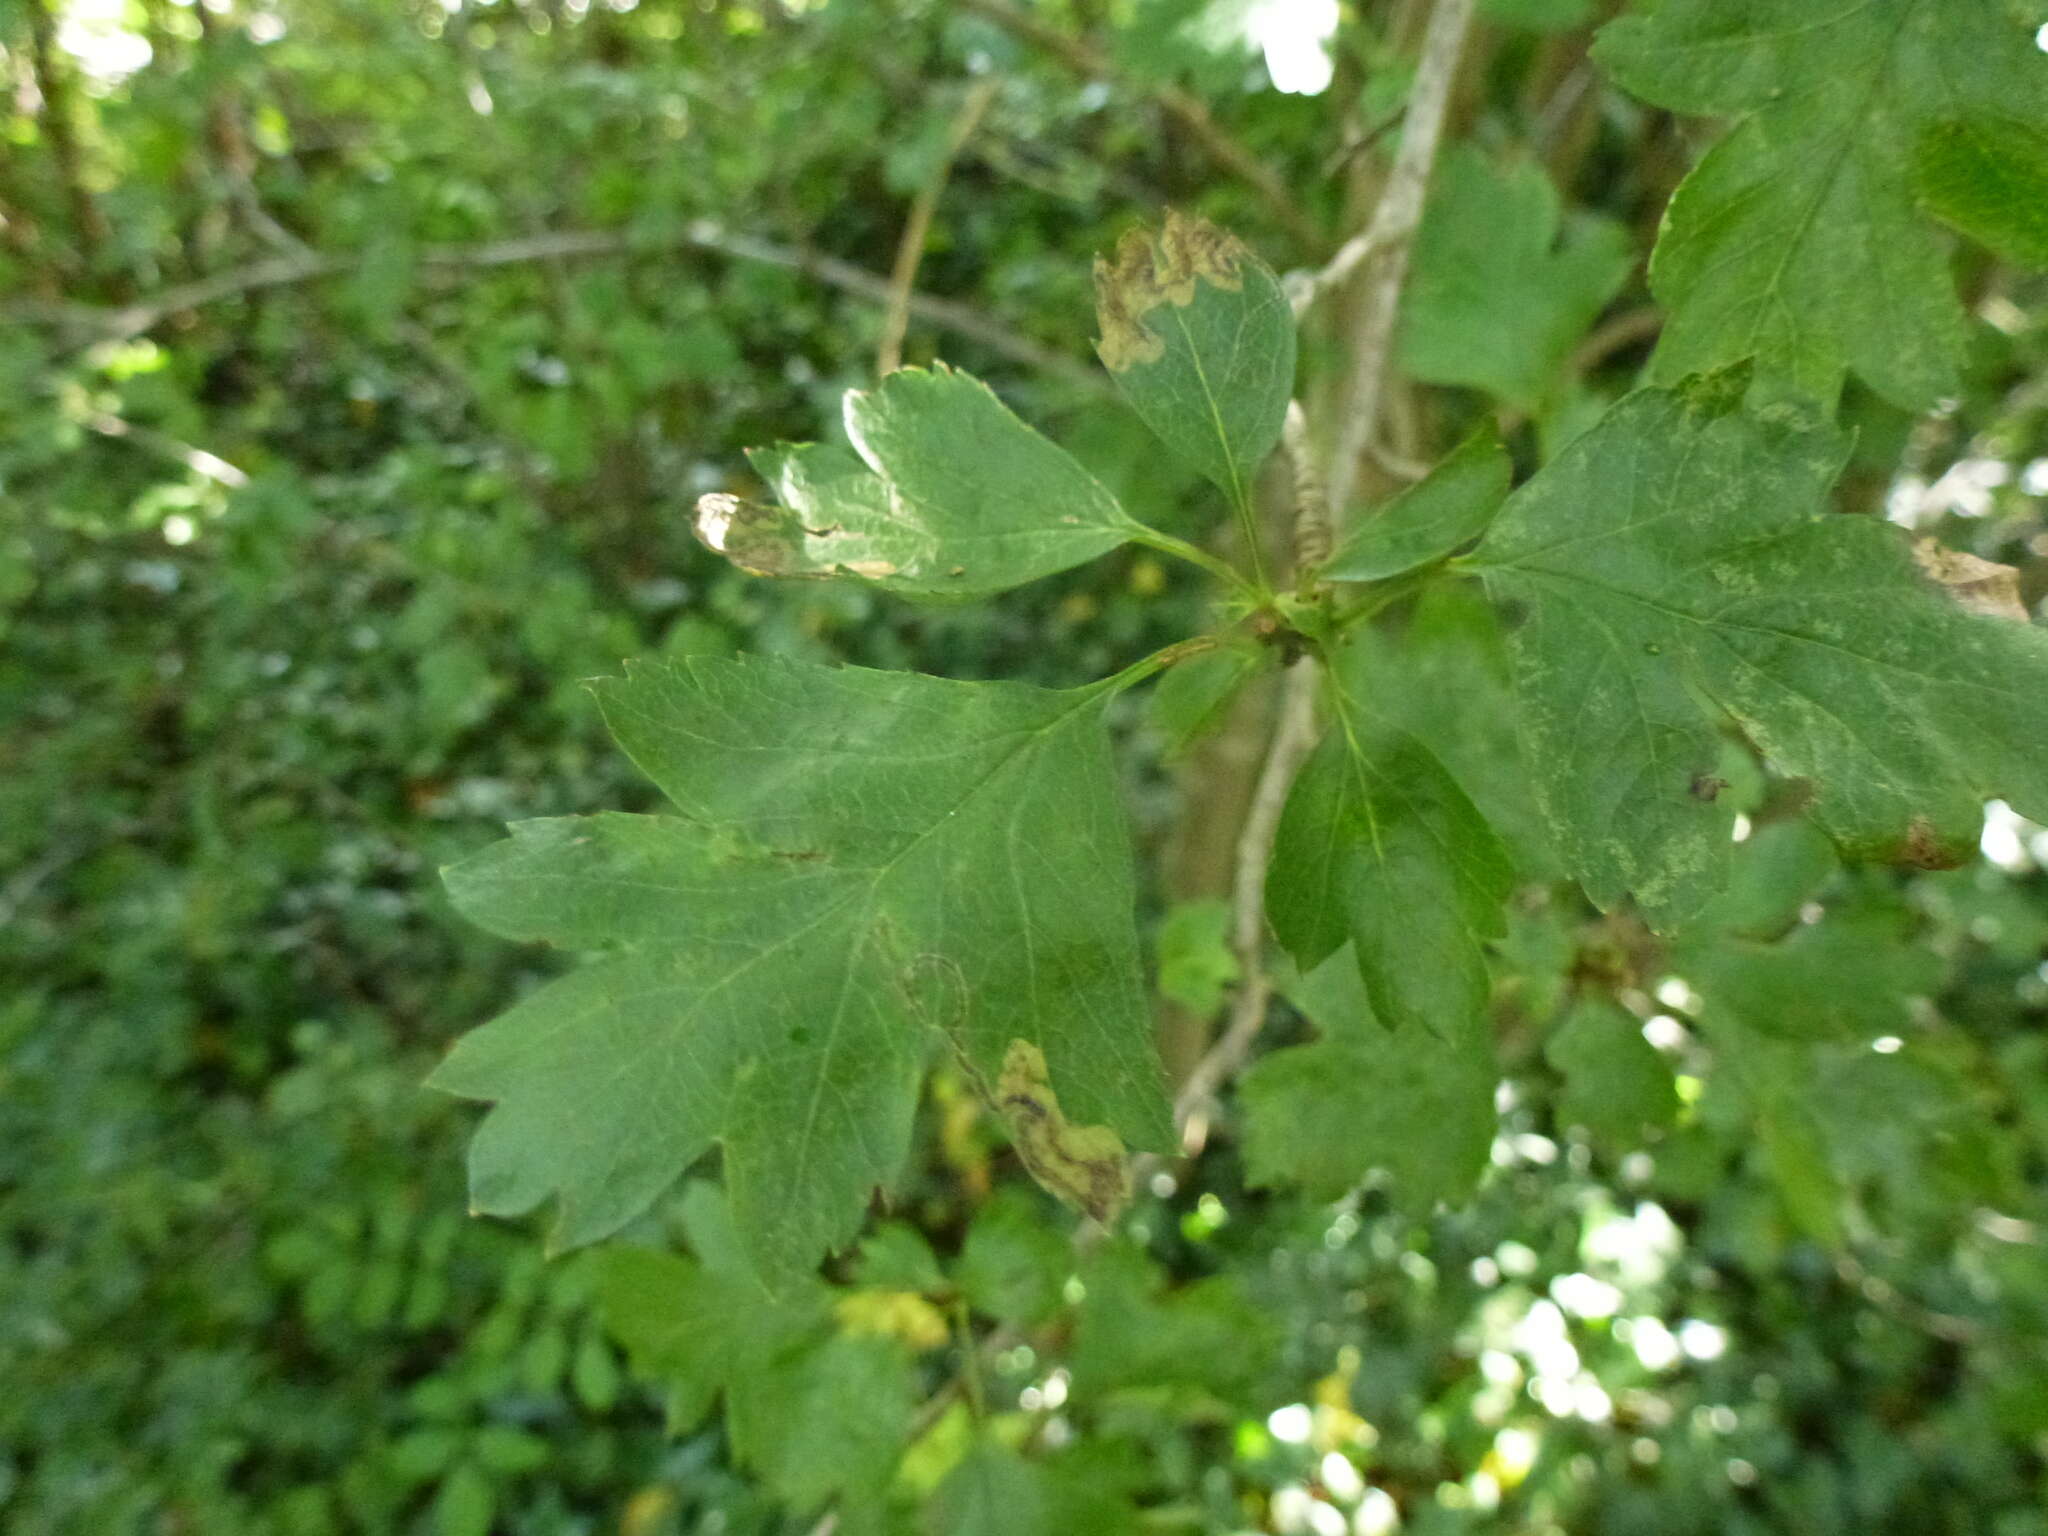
[441,143,2048,1290]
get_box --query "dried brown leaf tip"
[1912,538,2030,622]
[1899,814,1969,872]
[995,1038,1131,1224]
[1093,209,1247,373]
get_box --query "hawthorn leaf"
[694,364,1145,596]
[1595,0,2048,408]
[1340,585,1559,878]
[1154,898,1239,1018]
[1545,997,1678,1151]
[434,655,1169,1285]
[957,1188,1072,1329]
[1069,1240,1278,1398]
[1266,690,1514,1039]
[1914,116,2048,269]
[1319,423,1512,581]
[1693,816,1839,942]
[596,1187,913,1512]
[852,1222,946,1295]
[1241,950,1497,1205]
[1682,901,1943,1043]
[1470,379,2048,928]
[596,1185,825,1435]
[1145,638,1269,759]
[1748,1058,1847,1245]
[928,1441,1139,1536]
[929,1443,1055,1536]
[1399,148,1634,412]
[1094,210,1296,510]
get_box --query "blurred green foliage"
[5,0,2048,1533]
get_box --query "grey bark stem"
[1323,0,1476,518]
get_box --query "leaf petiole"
[1091,634,1225,697]
[1327,569,1432,633]
[1131,527,1268,604]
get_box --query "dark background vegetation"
[4,1,2048,1533]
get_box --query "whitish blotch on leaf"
[693,492,897,581]
[994,1039,1131,1223]
[1093,209,1247,373]
[1912,539,2029,622]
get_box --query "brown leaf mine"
[994,1038,1131,1224]
[1093,208,1248,373]
[1912,539,2029,622]
[1899,814,1969,872]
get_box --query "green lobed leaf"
[1093,210,1296,512]
[1267,683,1514,1039]
[1693,817,1840,942]
[854,1222,947,1294]
[1913,115,2048,268]
[1068,1240,1278,1399]
[1341,584,1560,878]
[1153,898,1240,1019]
[1145,639,1270,759]
[596,1187,914,1512]
[694,364,1144,596]
[927,1441,1138,1536]
[1319,423,1512,581]
[956,1188,1073,1329]
[1595,0,2048,408]
[1545,997,1678,1151]
[1242,951,1497,1206]
[1471,378,2048,928]
[1681,900,1942,1043]
[434,655,1169,1284]
[929,1443,1054,1536]
[1398,148,1634,412]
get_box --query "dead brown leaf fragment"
[1912,538,2029,622]
[994,1038,1132,1223]
[1899,814,1970,872]
[1093,209,1248,372]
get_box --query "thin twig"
[958,0,1321,250]
[1568,303,1661,375]
[1168,0,1478,1147]
[1368,437,1431,483]
[1173,658,1320,1154]
[1324,0,1477,517]
[10,223,1107,394]
[1283,400,1332,582]
[82,411,249,488]
[1290,228,1379,319]
[878,78,1000,375]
